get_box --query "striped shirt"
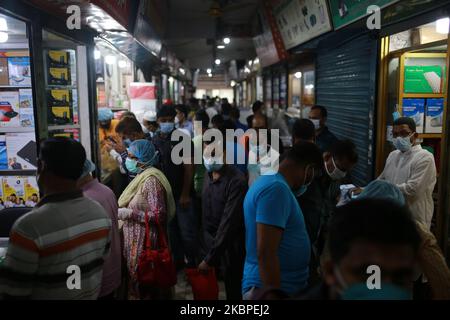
[0,191,111,300]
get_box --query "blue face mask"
[125,158,142,174]
[341,283,412,300]
[160,122,175,134]
[392,134,414,152]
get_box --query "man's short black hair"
[252,100,263,113]
[330,139,359,164]
[116,117,143,135]
[221,103,232,116]
[328,199,421,263]
[293,119,315,141]
[175,104,189,117]
[39,137,86,180]
[284,141,323,169]
[157,105,177,119]
[311,105,328,118]
[394,117,416,132]
[211,114,224,127]
[121,111,136,119]
[195,110,209,128]
[230,108,240,119]
[246,115,254,128]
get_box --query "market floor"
[174,272,227,300]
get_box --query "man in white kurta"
[378,117,437,229]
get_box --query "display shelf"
[0,169,37,176]
[0,127,35,133]
[419,133,442,139]
[403,93,445,98]
[0,85,32,89]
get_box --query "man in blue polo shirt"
[242,142,323,299]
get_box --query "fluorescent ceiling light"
[223,37,230,44]
[436,18,449,34]
[207,68,212,74]
[217,45,225,49]
[0,32,8,43]
[118,60,127,68]
[295,72,302,79]
[0,18,8,31]
[208,73,213,77]
[94,49,101,60]
[231,80,236,87]
[215,59,221,65]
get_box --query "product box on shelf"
[425,98,444,134]
[402,98,425,134]
[6,132,37,170]
[0,91,20,127]
[0,58,9,85]
[0,135,6,170]
[8,57,31,86]
[47,50,70,67]
[2,176,25,208]
[48,67,71,86]
[24,176,39,207]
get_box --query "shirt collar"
[36,190,83,208]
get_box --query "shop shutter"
[316,35,378,186]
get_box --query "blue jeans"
[168,198,200,268]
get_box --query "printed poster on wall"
[274,0,332,49]
[328,0,399,30]
[129,83,157,126]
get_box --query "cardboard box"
[0,57,9,85]
[0,91,20,127]
[8,57,31,86]
[6,132,37,170]
[402,98,425,133]
[425,98,444,134]
[24,176,39,207]
[2,176,25,208]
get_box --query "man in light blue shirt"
[242,142,323,298]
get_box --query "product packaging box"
[2,176,25,208]
[8,57,31,86]
[425,98,444,134]
[402,98,425,133]
[24,176,39,207]
[47,50,70,67]
[48,67,71,86]
[404,65,442,93]
[0,91,20,127]
[19,108,34,127]
[6,132,37,170]
[47,89,73,125]
[19,89,33,108]
[0,57,9,85]
[0,135,7,170]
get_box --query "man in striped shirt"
[0,138,111,300]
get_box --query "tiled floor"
[174,271,227,300]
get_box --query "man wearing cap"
[142,110,159,138]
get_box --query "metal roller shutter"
[316,35,378,186]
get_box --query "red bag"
[185,268,219,300]
[137,211,177,288]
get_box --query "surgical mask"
[311,119,321,130]
[160,122,175,134]
[294,185,308,197]
[143,127,149,134]
[294,166,314,197]
[125,158,142,174]
[123,139,132,148]
[175,116,180,125]
[334,265,411,300]
[203,156,223,173]
[392,133,414,152]
[325,157,347,180]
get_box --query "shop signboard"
[273,0,332,49]
[328,0,399,30]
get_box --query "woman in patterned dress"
[118,139,175,299]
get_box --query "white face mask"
[311,119,321,130]
[325,157,347,180]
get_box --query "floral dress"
[121,175,168,299]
